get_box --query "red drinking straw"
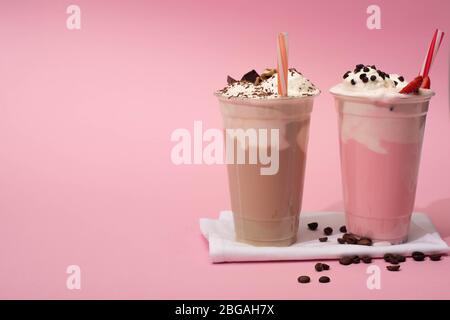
[420,29,445,78]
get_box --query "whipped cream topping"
[217,68,320,99]
[330,64,414,98]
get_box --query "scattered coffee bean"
[361,256,372,264]
[339,225,347,233]
[429,254,442,261]
[339,256,353,266]
[352,256,361,264]
[337,238,345,244]
[321,263,330,271]
[412,251,426,262]
[357,238,372,246]
[324,227,333,236]
[383,253,405,264]
[297,276,310,283]
[383,253,394,263]
[389,257,400,265]
[343,233,357,244]
[319,276,330,283]
[315,263,324,272]
[319,237,328,242]
[307,222,318,231]
[386,265,400,272]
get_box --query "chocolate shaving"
[241,69,260,84]
[227,76,237,85]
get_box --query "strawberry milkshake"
[330,64,434,244]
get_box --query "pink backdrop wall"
[1,0,449,299]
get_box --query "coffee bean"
[359,73,367,80]
[298,276,310,283]
[315,263,323,272]
[386,265,400,272]
[429,254,442,261]
[321,263,330,271]
[357,238,372,246]
[412,251,426,261]
[370,75,377,81]
[398,76,404,82]
[363,67,370,72]
[352,256,360,264]
[337,238,345,244]
[324,227,333,236]
[339,256,353,266]
[362,77,369,83]
[383,253,394,263]
[319,276,330,283]
[307,222,318,231]
[319,237,328,242]
[395,255,406,263]
[339,225,347,233]
[361,256,372,264]
[343,233,357,244]
[389,257,400,265]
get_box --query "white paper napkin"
[200,211,449,263]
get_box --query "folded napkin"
[200,211,449,263]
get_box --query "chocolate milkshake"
[216,68,320,246]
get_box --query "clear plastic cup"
[332,91,434,244]
[216,94,317,246]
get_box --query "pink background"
[1,0,450,299]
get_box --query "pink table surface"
[1,0,450,299]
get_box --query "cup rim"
[214,91,320,106]
[329,89,435,104]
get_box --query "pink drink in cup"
[331,64,435,244]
